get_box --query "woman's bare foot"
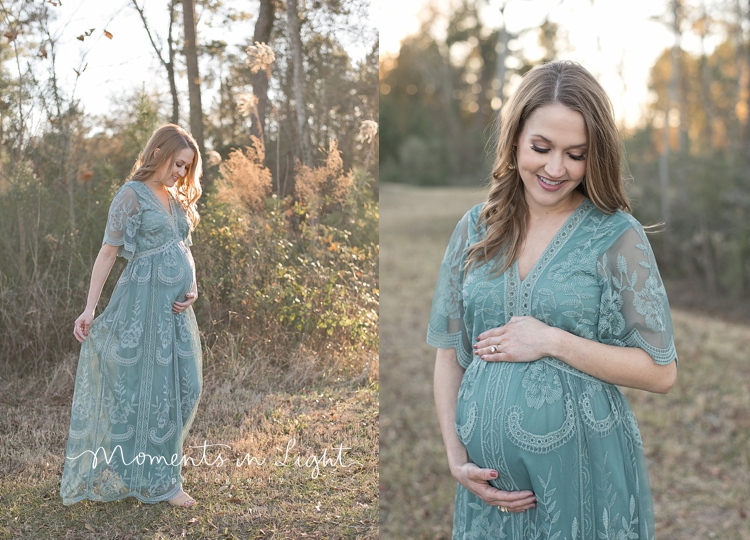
[168,489,196,507]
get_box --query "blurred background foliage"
[0,0,378,376]
[380,0,750,310]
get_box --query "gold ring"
[490,345,498,353]
[499,506,509,512]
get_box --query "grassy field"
[0,345,378,539]
[379,183,750,539]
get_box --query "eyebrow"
[531,134,587,149]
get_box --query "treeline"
[0,0,378,371]
[380,0,750,299]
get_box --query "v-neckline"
[514,198,591,284]
[142,182,173,217]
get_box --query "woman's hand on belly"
[452,461,536,513]
[172,292,197,314]
[475,316,554,363]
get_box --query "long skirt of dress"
[61,254,202,505]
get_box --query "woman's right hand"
[73,310,95,343]
[451,461,536,513]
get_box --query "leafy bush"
[193,140,378,354]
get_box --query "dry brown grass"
[0,343,378,539]
[379,183,750,539]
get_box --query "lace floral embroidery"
[521,362,563,410]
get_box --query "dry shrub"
[295,139,353,207]
[216,136,272,212]
[193,137,378,363]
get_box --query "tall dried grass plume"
[216,136,272,212]
[294,140,353,206]
[246,42,276,77]
[357,120,378,144]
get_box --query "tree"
[250,0,276,142]
[286,0,312,166]
[182,0,206,171]
[131,0,180,124]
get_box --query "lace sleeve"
[426,212,473,368]
[596,220,678,365]
[102,184,142,260]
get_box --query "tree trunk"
[669,0,687,211]
[494,25,510,105]
[182,0,206,176]
[286,0,312,166]
[251,0,276,144]
[131,0,180,124]
[167,0,179,124]
[745,0,750,166]
[658,115,671,262]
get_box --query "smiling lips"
[537,174,567,191]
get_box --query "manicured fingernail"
[490,470,497,478]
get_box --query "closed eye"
[531,145,585,161]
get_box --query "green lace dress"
[428,199,677,540]
[61,181,202,505]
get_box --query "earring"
[507,162,516,170]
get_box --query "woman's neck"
[526,191,585,224]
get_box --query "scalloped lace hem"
[622,328,678,365]
[61,481,182,506]
[427,325,473,368]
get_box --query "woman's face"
[155,147,195,188]
[515,103,588,213]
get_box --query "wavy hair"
[466,60,631,273]
[129,124,203,228]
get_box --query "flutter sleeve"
[596,219,678,365]
[427,211,474,368]
[102,184,142,260]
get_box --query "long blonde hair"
[129,124,202,228]
[466,61,631,273]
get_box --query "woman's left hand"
[173,292,197,314]
[474,316,556,363]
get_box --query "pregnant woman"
[61,124,203,508]
[429,61,677,539]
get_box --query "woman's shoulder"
[585,202,650,248]
[448,203,485,243]
[113,180,142,199]
[455,203,484,230]
[465,203,484,226]
[586,201,645,231]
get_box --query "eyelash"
[531,144,586,161]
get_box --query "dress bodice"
[102,181,193,259]
[429,199,677,369]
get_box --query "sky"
[45,1,246,118]
[378,0,704,128]
[44,0,377,119]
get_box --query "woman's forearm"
[434,347,469,473]
[84,244,119,313]
[547,327,676,394]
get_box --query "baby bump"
[455,360,578,491]
[155,242,196,298]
